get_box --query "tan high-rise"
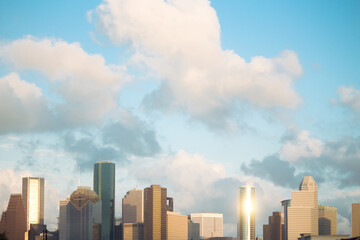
[352,203,360,237]
[123,189,144,223]
[144,185,167,240]
[123,223,144,240]
[191,213,223,239]
[22,177,44,230]
[167,211,188,240]
[288,176,318,240]
[318,205,337,235]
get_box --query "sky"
[0,0,359,236]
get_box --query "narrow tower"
[238,186,255,240]
[94,161,115,240]
[22,177,44,230]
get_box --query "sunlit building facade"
[318,205,337,235]
[122,188,144,224]
[167,211,188,240]
[238,186,255,240]
[22,177,44,230]
[94,161,115,240]
[144,185,167,240]
[352,203,360,237]
[190,213,223,239]
[288,176,318,240]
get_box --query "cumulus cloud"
[92,0,302,129]
[242,128,360,189]
[63,110,161,170]
[337,86,360,113]
[0,37,126,132]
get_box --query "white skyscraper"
[190,213,223,239]
[287,176,318,240]
[22,177,44,230]
[238,186,255,240]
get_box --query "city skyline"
[0,0,359,237]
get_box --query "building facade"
[59,186,102,240]
[188,220,200,240]
[144,185,167,240]
[122,189,144,224]
[191,213,223,239]
[352,203,360,237]
[94,161,115,240]
[22,177,45,230]
[238,186,255,240]
[0,194,26,240]
[167,211,188,240]
[281,200,291,240]
[123,223,144,240]
[288,176,318,240]
[263,212,282,240]
[318,205,337,235]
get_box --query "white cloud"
[0,37,127,132]
[279,129,324,163]
[92,0,302,128]
[338,86,360,113]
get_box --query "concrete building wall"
[191,213,223,239]
[122,189,144,224]
[167,211,187,240]
[318,205,337,235]
[263,212,282,240]
[123,223,144,240]
[288,176,318,240]
[352,203,360,237]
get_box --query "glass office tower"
[238,186,255,240]
[94,161,115,240]
[22,177,45,230]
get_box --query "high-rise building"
[144,185,167,240]
[22,177,44,230]
[318,205,337,235]
[167,211,188,240]
[0,194,27,240]
[59,186,102,240]
[123,223,144,240]
[238,186,255,240]
[188,220,200,240]
[281,200,291,240]
[263,212,282,240]
[122,188,144,224]
[288,176,318,240]
[352,203,360,237]
[191,213,223,239]
[94,161,115,240]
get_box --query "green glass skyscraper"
[94,161,115,240]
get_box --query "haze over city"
[0,0,359,238]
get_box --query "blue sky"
[0,0,359,236]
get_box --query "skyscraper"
[281,200,291,240]
[318,205,337,235]
[144,184,167,240]
[122,188,144,224]
[263,212,282,240]
[167,211,188,240]
[94,161,115,240]
[0,194,27,240]
[238,186,255,240]
[22,177,44,230]
[288,176,318,240]
[352,203,360,237]
[190,213,223,239]
[59,186,102,240]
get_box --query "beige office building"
[352,203,360,237]
[191,213,223,239]
[288,176,318,240]
[167,211,188,240]
[123,189,144,223]
[123,223,144,240]
[318,205,337,235]
[144,185,167,240]
[22,177,44,230]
